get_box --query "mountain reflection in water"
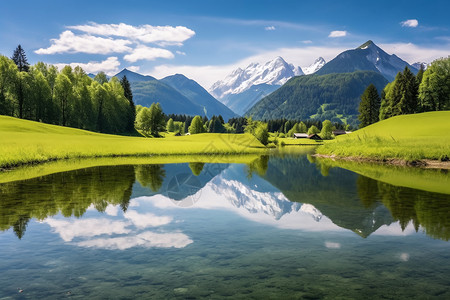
[1,154,449,242]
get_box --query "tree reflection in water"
[1,156,449,241]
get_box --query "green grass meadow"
[317,111,450,161]
[0,116,265,169]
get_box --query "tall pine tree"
[379,67,419,120]
[11,45,30,118]
[11,45,29,72]
[120,75,135,132]
[358,84,380,128]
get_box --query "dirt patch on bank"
[313,154,450,170]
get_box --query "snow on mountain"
[302,57,326,75]
[209,173,322,222]
[210,57,303,99]
[412,62,428,70]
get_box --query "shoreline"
[312,154,450,170]
[0,151,265,173]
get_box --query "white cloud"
[77,231,193,250]
[45,218,130,242]
[124,45,174,63]
[176,51,186,56]
[379,42,450,64]
[127,66,140,72]
[35,30,132,55]
[105,205,119,216]
[328,30,347,38]
[302,40,313,44]
[265,26,276,31]
[401,19,419,28]
[53,57,121,75]
[68,22,195,46]
[124,210,173,228]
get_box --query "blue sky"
[1,0,449,88]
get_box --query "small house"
[293,133,308,139]
[308,134,322,140]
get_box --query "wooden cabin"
[293,133,309,139]
[308,134,322,140]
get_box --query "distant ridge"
[111,69,236,120]
[316,40,418,81]
[114,68,156,82]
[161,74,237,120]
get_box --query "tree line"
[0,46,135,134]
[359,57,450,128]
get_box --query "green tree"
[120,75,135,132]
[320,120,333,139]
[148,102,166,136]
[94,72,108,84]
[133,103,165,136]
[244,117,259,135]
[307,125,320,135]
[29,69,52,122]
[90,81,107,131]
[419,57,450,111]
[287,122,301,137]
[299,121,307,133]
[398,67,418,114]
[166,118,175,132]
[135,106,152,135]
[0,56,18,116]
[254,123,269,145]
[189,115,205,134]
[14,71,31,119]
[207,115,226,133]
[358,84,381,128]
[54,73,73,126]
[379,67,419,120]
[11,45,29,72]
[135,165,166,192]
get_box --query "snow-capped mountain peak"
[302,57,326,75]
[210,56,303,99]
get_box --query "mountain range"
[113,69,236,120]
[209,56,325,115]
[100,40,421,123]
[245,41,419,125]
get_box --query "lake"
[1,151,449,299]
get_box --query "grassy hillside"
[317,111,450,161]
[0,116,265,169]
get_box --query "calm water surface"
[1,154,449,299]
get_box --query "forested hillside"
[246,71,388,126]
[0,50,135,134]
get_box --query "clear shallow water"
[1,155,450,299]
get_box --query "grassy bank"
[313,157,450,195]
[0,116,265,169]
[0,155,262,184]
[317,111,450,161]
